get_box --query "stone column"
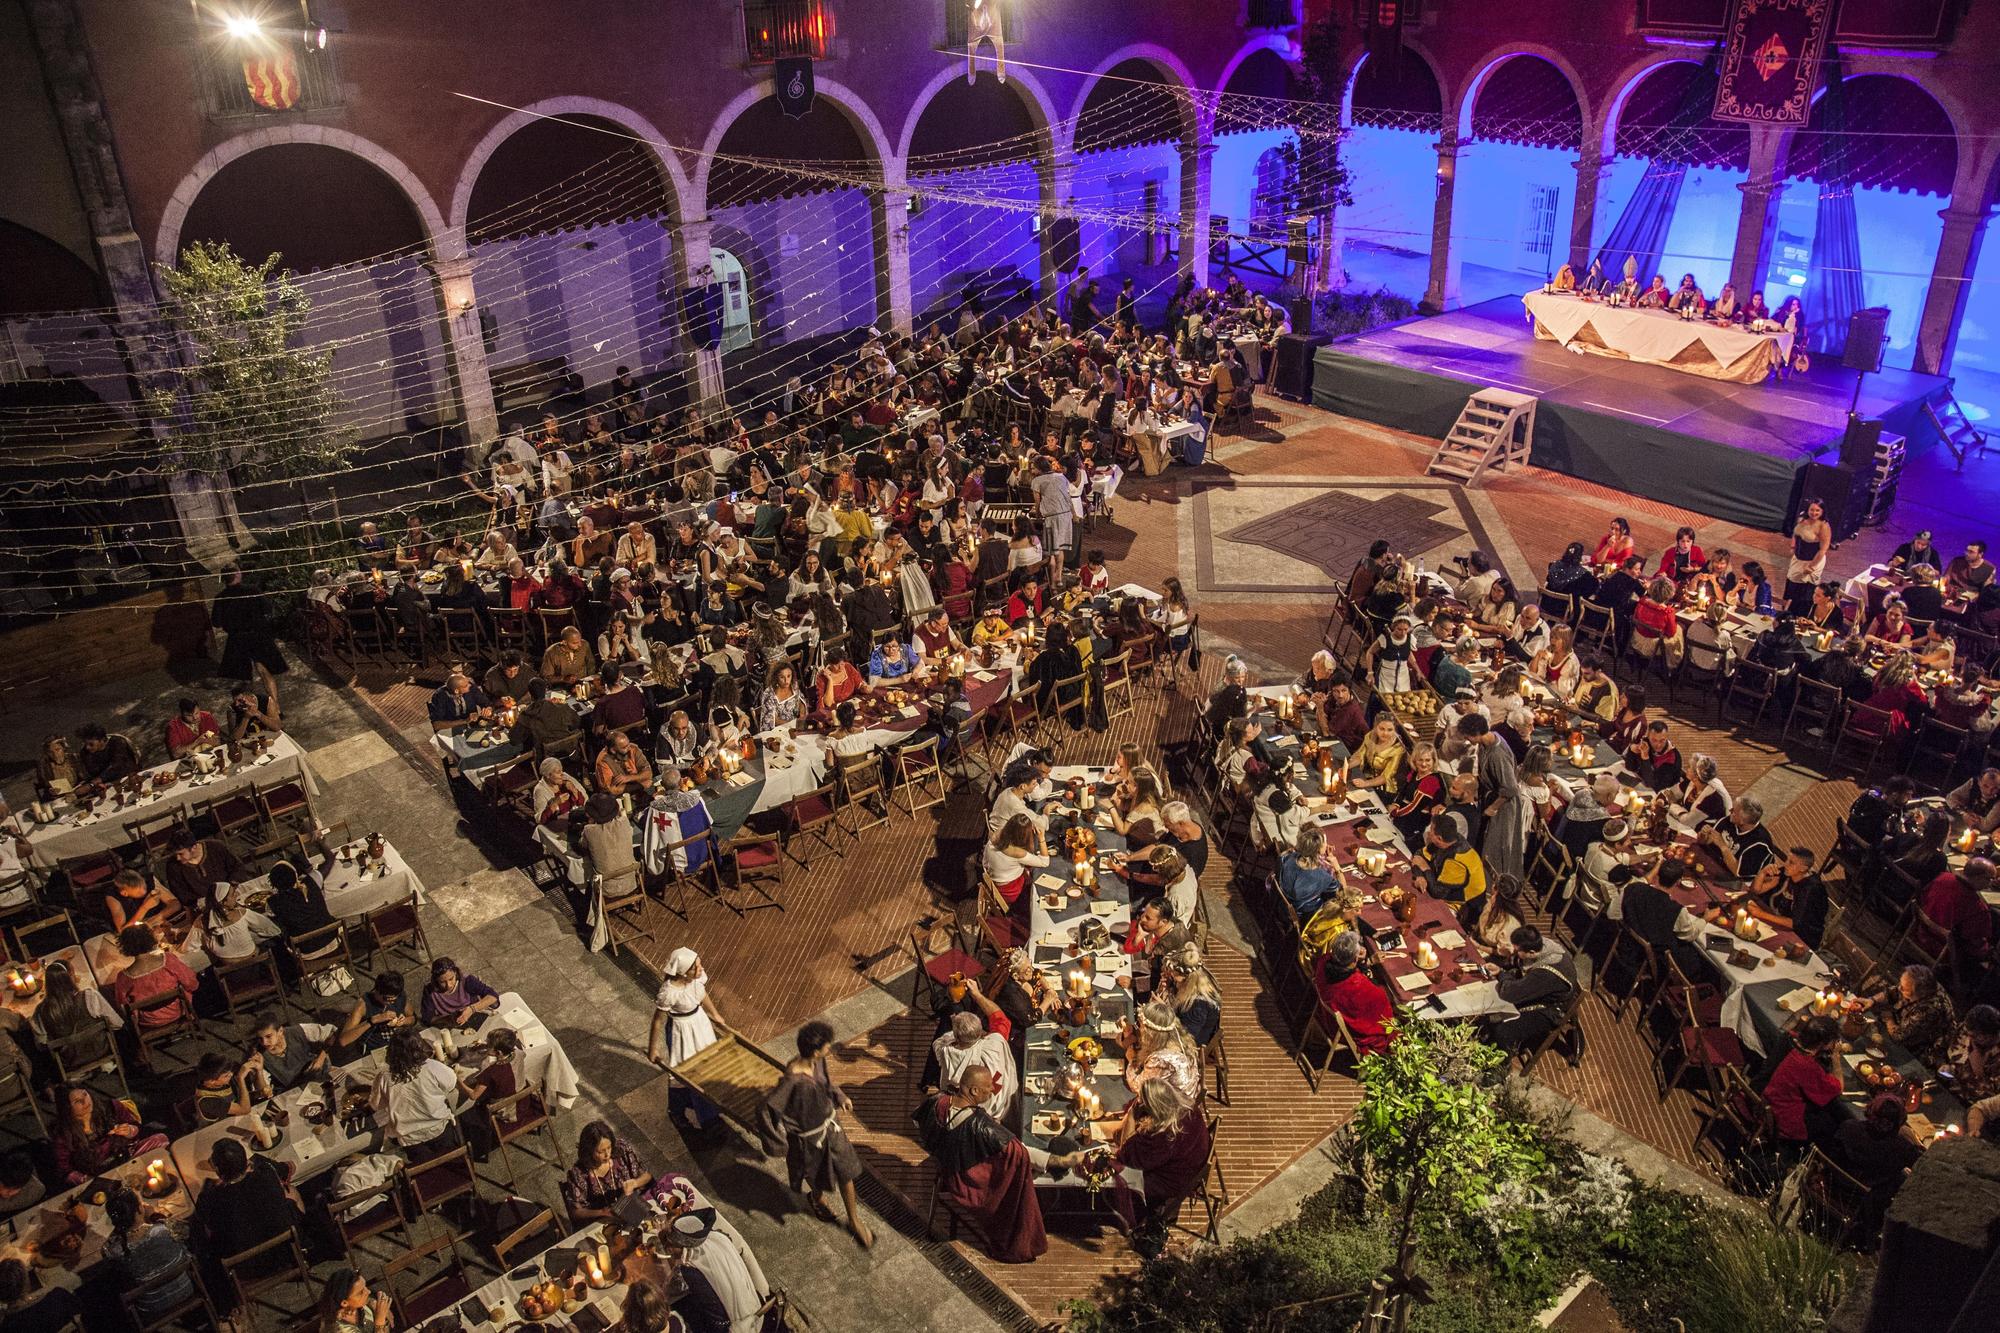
[427,252,500,449]
[873,187,915,335]
[1421,130,1463,314]
[1728,125,1788,300]
[674,215,726,407]
[1179,137,1217,289]
[1912,203,1994,377]
[1569,145,1614,273]
[1040,150,1078,306]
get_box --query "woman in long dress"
[1784,498,1833,615]
[756,1021,874,1249]
[647,947,727,1131]
[1464,713,1526,882]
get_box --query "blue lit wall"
[710,190,878,341]
[1760,180,1942,370]
[1954,224,2000,420]
[1339,124,1441,261]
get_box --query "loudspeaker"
[1839,415,1884,470]
[1842,306,1891,373]
[1800,461,1867,543]
[1046,218,1081,274]
[1271,333,1331,403]
[680,283,725,350]
[1288,297,1314,333]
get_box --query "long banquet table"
[1018,789,1142,1204]
[19,734,318,868]
[1522,290,1794,385]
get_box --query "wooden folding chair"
[286,921,353,1007]
[598,865,659,947]
[212,950,286,1021]
[1100,651,1137,722]
[119,1251,220,1333]
[386,1231,474,1328]
[8,908,79,960]
[908,925,981,1017]
[718,830,787,911]
[47,1023,130,1099]
[253,776,317,850]
[890,736,947,816]
[123,985,201,1070]
[834,751,889,834]
[478,1082,563,1189]
[781,784,845,866]
[325,1168,410,1260]
[1296,998,1365,1093]
[199,787,265,857]
[0,1068,47,1141]
[221,1229,313,1330]
[124,809,192,867]
[491,1195,566,1267]
[404,1144,481,1228]
[358,892,429,968]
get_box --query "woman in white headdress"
[648,947,728,1131]
[658,1204,772,1333]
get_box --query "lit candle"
[5,970,21,995]
[1415,940,1439,970]
[1320,759,1334,790]
[145,1158,164,1187]
[1959,827,1978,853]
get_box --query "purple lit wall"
[709,190,878,341]
[294,255,453,433]
[1071,142,1180,277]
[470,221,672,390]
[908,162,1039,318]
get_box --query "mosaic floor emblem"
[1220,490,1461,584]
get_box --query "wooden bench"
[489,357,582,413]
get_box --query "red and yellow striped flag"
[242,49,300,111]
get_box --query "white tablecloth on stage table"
[1522,291,1793,384]
[21,735,319,868]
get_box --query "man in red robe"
[912,1067,1048,1263]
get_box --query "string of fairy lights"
[0,39,1990,602]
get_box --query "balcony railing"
[743,0,834,64]
[199,45,341,120]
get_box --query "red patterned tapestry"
[1711,0,1833,125]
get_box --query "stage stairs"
[1425,387,1538,486]
[1924,391,1991,468]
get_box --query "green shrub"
[1310,286,1419,339]
[1676,1213,1855,1333]
[1063,1022,1861,1331]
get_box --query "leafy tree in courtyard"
[149,241,351,494]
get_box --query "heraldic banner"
[1712,0,1834,125]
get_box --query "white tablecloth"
[320,840,427,919]
[427,1180,763,1332]
[171,992,579,1191]
[1522,291,1794,384]
[21,735,318,868]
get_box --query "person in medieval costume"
[911,1067,1048,1263]
[755,1021,874,1249]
